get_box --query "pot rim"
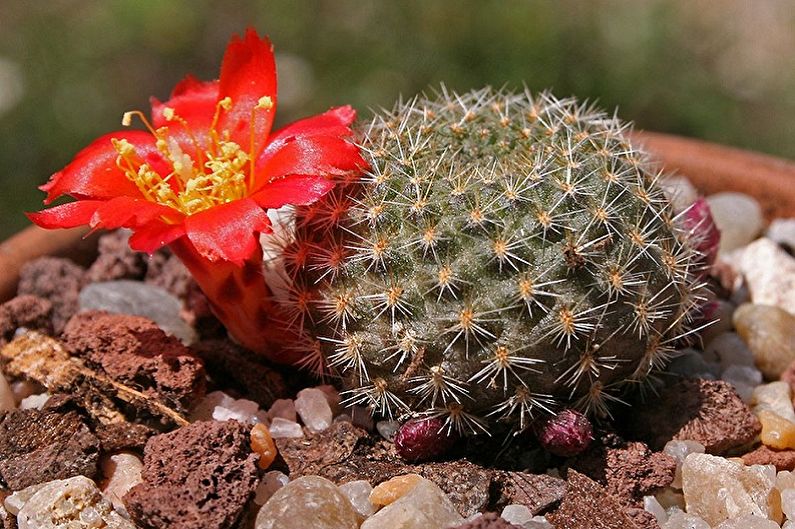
[1,131,794,303]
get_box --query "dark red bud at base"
[535,409,593,457]
[394,417,458,463]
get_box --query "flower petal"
[184,198,271,265]
[218,28,277,158]
[250,175,337,209]
[41,131,161,204]
[90,196,183,231]
[26,200,104,229]
[151,75,220,130]
[128,221,187,254]
[262,106,357,156]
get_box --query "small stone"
[269,417,304,438]
[706,192,763,253]
[446,512,525,529]
[255,476,358,529]
[19,393,49,410]
[494,471,567,516]
[100,452,143,516]
[254,471,289,505]
[739,238,795,316]
[268,399,296,422]
[546,470,641,529]
[0,295,53,347]
[275,421,366,477]
[643,495,667,524]
[735,303,795,379]
[376,420,401,441]
[663,440,705,489]
[295,388,333,432]
[14,476,135,529]
[714,515,780,529]
[752,381,795,422]
[0,374,14,412]
[654,488,685,510]
[394,417,457,462]
[500,505,535,527]
[17,257,84,333]
[85,230,148,283]
[79,280,197,344]
[721,365,763,403]
[213,395,261,423]
[370,474,424,506]
[338,480,376,519]
[250,423,277,469]
[767,218,795,252]
[124,420,258,529]
[0,408,99,490]
[757,410,795,450]
[742,445,795,471]
[661,511,709,529]
[623,378,761,454]
[707,332,755,369]
[781,488,795,520]
[316,384,342,415]
[681,453,777,526]
[660,176,698,214]
[360,478,464,529]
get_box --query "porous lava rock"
[447,512,523,529]
[622,378,761,454]
[0,408,99,490]
[84,230,148,283]
[124,420,258,529]
[0,295,52,346]
[492,471,567,515]
[546,470,642,529]
[741,444,795,471]
[61,311,205,413]
[17,257,84,332]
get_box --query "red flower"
[31,28,362,265]
[29,29,365,362]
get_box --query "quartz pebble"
[739,238,795,316]
[190,390,263,424]
[661,176,698,214]
[721,365,763,403]
[643,495,667,524]
[376,420,401,441]
[734,303,795,379]
[268,399,297,422]
[752,382,795,422]
[295,388,333,433]
[767,219,795,252]
[19,393,49,410]
[255,476,358,529]
[757,410,795,450]
[13,475,134,529]
[254,471,289,505]
[360,478,464,529]
[500,504,535,526]
[338,480,376,519]
[251,423,278,469]
[714,514,780,528]
[681,453,777,526]
[100,452,143,515]
[663,440,705,489]
[662,510,709,529]
[706,192,763,253]
[707,332,755,369]
[269,417,304,438]
[369,474,424,506]
[781,488,795,520]
[79,280,196,344]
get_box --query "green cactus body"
[273,88,705,433]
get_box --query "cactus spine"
[269,87,706,434]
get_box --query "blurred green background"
[1,0,794,239]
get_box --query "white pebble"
[782,488,795,520]
[660,176,698,214]
[501,504,534,526]
[777,470,795,491]
[255,471,289,505]
[212,398,260,423]
[0,372,15,411]
[706,192,763,254]
[706,332,755,369]
[268,399,297,422]
[752,382,795,423]
[338,480,376,519]
[663,440,705,489]
[376,420,401,441]
[269,417,304,438]
[100,452,143,516]
[766,218,795,252]
[721,365,763,403]
[662,510,710,529]
[713,514,780,528]
[20,392,49,410]
[295,388,333,433]
[644,495,668,524]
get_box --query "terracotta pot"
[1,131,794,304]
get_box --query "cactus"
[269,87,707,434]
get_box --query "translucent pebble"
[721,365,763,403]
[19,393,49,410]
[702,301,736,347]
[4,483,46,515]
[739,238,795,316]
[735,304,795,380]
[254,471,289,505]
[752,382,795,422]
[268,418,304,438]
[100,452,143,516]
[268,399,297,422]
[316,384,342,414]
[781,488,795,520]
[681,453,776,526]
[664,440,705,489]
[0,372,15,411]
[360,478,464,529]
[190,391,231,421]
[338,480,376,519]
[15,476,135,529]
[784,521,795,529]
[250,423,278,469]
[213,397,261,423]
[706,192,763,253]
[757,410,795,450]
[713,514,780,528]
[79,280,196,344]
[255,476,358,529]
[767,219,795,252]
[376,420,401,441]
[778,470,795,491]
[369,474,423,506]
[660,176,698,214]
[707,333,754,369]
[655,488,686,510]
[644,495,668,524]
[295,388,333,433]
[661,510,710,529]
[501,504,534,526]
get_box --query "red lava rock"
[494,471,567,515]
[546,470,642,529]
[741,444,795,471]
[84,230,149,283]
[447,512,523,529]
[17,257,84,332]
[0,295,53,345]
[61,311,206,413]
[621,378,761,455]
[124,420,258,529]
[394,417,458,462]
[535,409,593,457]
[625,507,663,529]
[0,408,99,490]
[569,435,676,507]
